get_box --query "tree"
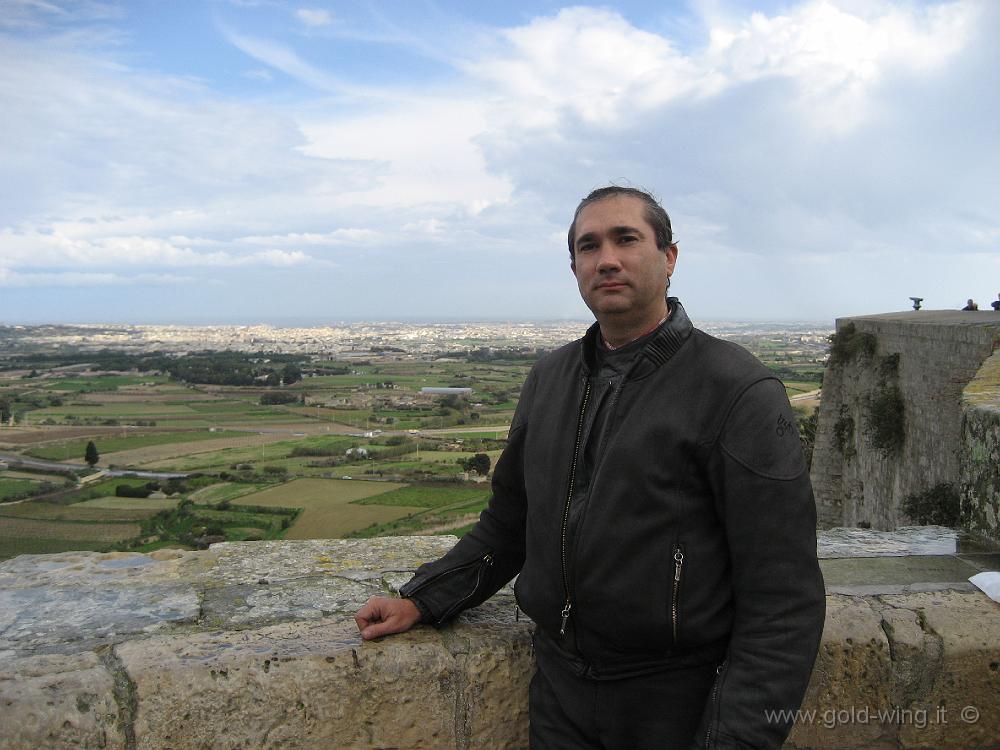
[467,452,491,476]
[84,441,99,467]
[0,398,10,423]
[281,363,302,385]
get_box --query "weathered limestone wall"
[811,311,1000,534]
[1,540,998,750]
[961,348,1000,542]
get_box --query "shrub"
[116,484,152,498]
[903,483,960,526]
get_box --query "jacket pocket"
[703,659,729,749]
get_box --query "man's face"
[570,195,677,324]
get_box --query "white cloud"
[221,24,360,95]
[295,8,332,28]
[299,97,512,210]
[466,2,975,134]
[0,268,197,287]
[0,230,314,269]
[237,229,381,246]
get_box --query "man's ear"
[665,243,678,276]
[570,258,576,275]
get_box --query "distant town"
[0,320,833,359]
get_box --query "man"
[990,293,999,312]
[355,186,825,749]
[962,299,979,311]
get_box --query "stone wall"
[811,311,1000,537]
[961,347,1000,542]
[1,540,998,750]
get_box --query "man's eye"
[619,235,637,244]
[578,243,596,253]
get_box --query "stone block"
[0,652,125,750]
[117,618,463,750]
[787,595,894,750]
[880,591,1000,750]
[446,598,535,749]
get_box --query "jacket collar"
[581,297,693,378]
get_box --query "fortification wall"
[961,347,1000,542]
[1,540,998,750]
[811,311,1000,536]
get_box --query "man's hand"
[354,596,422,640]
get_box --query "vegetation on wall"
[833,405,856,460]
[902,483,961,526]
[795,409,818,469]
[828,323,878,366]
[865,385,906,457]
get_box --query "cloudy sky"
[1,0,997,324]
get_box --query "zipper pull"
[559,601,572,636]
[674,549,684,581]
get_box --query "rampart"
[810,310,1000,543]
[1,539,998,750]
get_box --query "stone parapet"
[1,539,998,750]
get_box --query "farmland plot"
[232,478,411,538]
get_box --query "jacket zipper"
[440,553,493,622]
[671,545,684,644]
[559,379,591,636]
[704,660,728,749]
[405,553,493,624]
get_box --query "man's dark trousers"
[529,633,720,749]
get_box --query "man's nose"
[595,243,622,272]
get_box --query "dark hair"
[567,185,673,258]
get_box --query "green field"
[38,375,171,393]
[0,497,163,522]
[26,430,247,460]
[76,496,181,511]
[433,430,510,439]
[354,484,490,509]
[0,516,140,544]
[0,478,46,500]
[232,478,412,538]
[189,482,271,505]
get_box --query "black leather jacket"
[401,301,825,749]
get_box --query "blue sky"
[1,0,997,324]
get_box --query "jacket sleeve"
[694,377,826,749]
[397,369,536,626]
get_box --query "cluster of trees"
[458,453,491,476]
[2,349,312,387]
[464,347,546,363]
[260,392,302,405]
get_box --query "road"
[0,452,187,480]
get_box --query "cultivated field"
[0,516,140,544]
[232,478,411,538]
[0,499,163,521]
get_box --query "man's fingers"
[360,618,404,640]
[354,596,421,640]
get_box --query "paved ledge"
[1,539,998,750]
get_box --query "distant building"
[420,387,473,395]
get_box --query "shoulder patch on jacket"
[720,378,807,480]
